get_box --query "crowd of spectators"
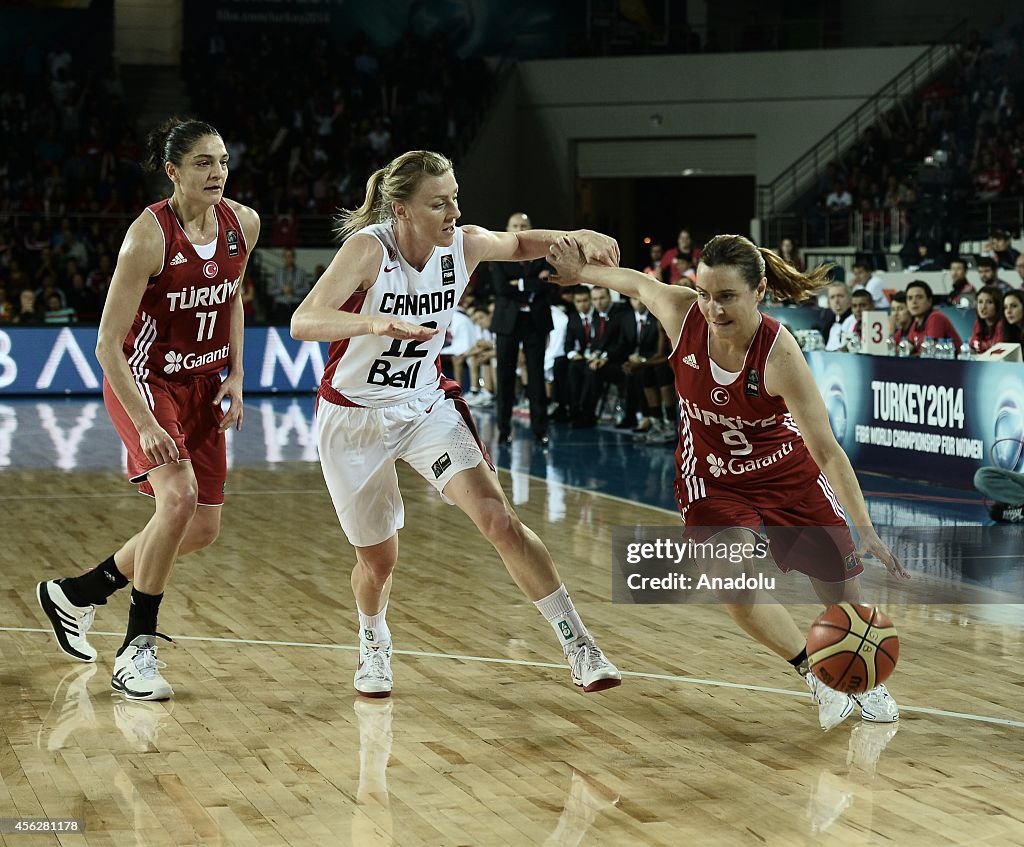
[803,23,1024,251]
[5,18,1024,331]
[0,27,494,325]
[182,29,493,247]
[0,40,144,325]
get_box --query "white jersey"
[321,222,471,407]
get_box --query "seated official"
[817,282,856,351]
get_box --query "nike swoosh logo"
[383,265,398,273]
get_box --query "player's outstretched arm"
[462,225,619,272]
[290,234,436,344]
[548,236,696,344]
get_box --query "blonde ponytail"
[333,167,388,240]
[332,150,454,242]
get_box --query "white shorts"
[317,387,485,547]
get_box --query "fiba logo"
[710,387,729,406]
[203,260,219,278]
[824,381,848,442]
[992,395,1024,472]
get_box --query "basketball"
[806,603,900,694]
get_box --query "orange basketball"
[806,603,899,694]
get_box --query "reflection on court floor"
[3,395,1024,845]
[0,393,995,525]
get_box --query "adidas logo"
[169,252,187,266]
[683,353,699,369]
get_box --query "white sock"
[358,604,391,646]
[534,585,589,651]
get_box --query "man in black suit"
[607,298,662,429]
[489,212,554,445]
[563,287,610,427]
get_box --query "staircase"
[757,23,966,222]
[120,64,192,137]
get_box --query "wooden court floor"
[2,463,1023,847]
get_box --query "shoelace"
[80,607,96,634]
[362,647,391,679]
[131,635,173,679]
[571,639,607,675]
[808,675,839,706]
[132,647,162,679]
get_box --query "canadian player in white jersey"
[318,219,472,406]
[36,119,260,702]
[290,149,622,698]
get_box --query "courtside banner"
[0,327,326,395]
[805,352,1024,488]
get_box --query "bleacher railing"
[761,195,1024,256]
[756,22,965,219]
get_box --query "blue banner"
[3,328,1020,489]
[0,327,326,396]
[806,352,1024,487]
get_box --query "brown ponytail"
[699,234,832,303]
[760,247,833,303]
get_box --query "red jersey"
[969,318,1002,353]
[123,199,248,393]
[669,304,826,515]
[905,309,962,353]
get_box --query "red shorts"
[677,477,862,583]
[104,374,227,506]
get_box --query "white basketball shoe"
[354,640,393,698]
[111,635,173,701]
[852,684,900,723]
[565,636,622,692]
[37,580,97,662]
[805,671,855,731]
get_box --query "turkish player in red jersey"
[36,118,260,700]
[548,233,910,732]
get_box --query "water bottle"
[942,339,955,359]
[886,336,896,357]
[959,341,972,361]
[921,337,936,359]
[898,338,911,358]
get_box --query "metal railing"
[756,21,966,218]
[761,195,1024,258]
